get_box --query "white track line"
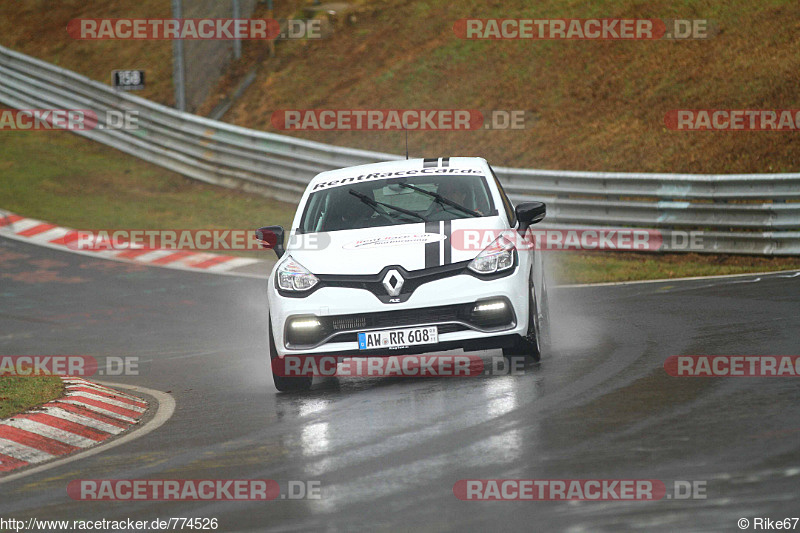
[556,268,800,288]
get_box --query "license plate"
[358,326,438,350]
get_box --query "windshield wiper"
[396,183,480,217]
[348,189,428,222]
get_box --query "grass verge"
[0,375,64,419]
[0,130,295,258]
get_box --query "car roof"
[307,157,489,190]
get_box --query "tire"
[502,283,541,363]
[537,273,551,353]
[268,316,312,392]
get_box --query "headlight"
[277,257,319,291]
[467,234,516,274]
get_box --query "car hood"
[286,217,508,275]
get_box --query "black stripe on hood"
[443,219,452,264]
[425,220,440,268]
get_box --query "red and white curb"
[0,378,147,475]
[0,210,267,276]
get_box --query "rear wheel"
[268,316,312,392]
[502,283,541,363]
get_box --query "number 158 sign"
[112,70,145,91]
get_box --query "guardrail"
[1,45,798,255]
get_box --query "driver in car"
[433,179,484,216]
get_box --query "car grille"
[329,305,462,332]
[331,316,368,331]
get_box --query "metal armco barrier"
[1,45,798,255]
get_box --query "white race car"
[258,157,549,391]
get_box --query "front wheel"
[537,272,551,353]
[502,285,541,363]
[268,316,312,392]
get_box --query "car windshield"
[300,174,494,232]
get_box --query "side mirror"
[255,225,285,258]
[515,202,546,232]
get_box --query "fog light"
[473,302,506,313]
[469,298,514,329]
[290,318,321,329]
[286,316,326,347]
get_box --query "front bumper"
[268,271,529,357]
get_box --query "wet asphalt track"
[0,235,799,532]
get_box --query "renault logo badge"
[382,269,404,296]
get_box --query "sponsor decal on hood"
[342,233,446,250]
